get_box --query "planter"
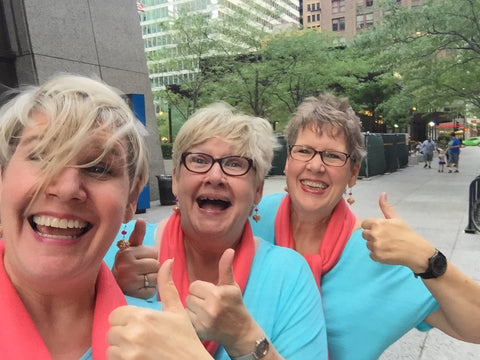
[156,175,176,205]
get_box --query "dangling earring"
[117,224,130,250]
[252,205,261,222]
[346,187,355,205]
[173,198,180,213]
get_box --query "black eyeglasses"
[181,152,255,176]
[288,145,352,167]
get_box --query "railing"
[465,175,480,233]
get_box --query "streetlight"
[410,106,417,139]
[428,121,435,140]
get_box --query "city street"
[137,145,480,359]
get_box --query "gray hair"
[172,102,277,183]
[285,93,366,166]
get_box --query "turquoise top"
[105,220,328,359]
[251,192,439,360]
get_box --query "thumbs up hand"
[107,259,213,360]
[361,193,435,273]
[113,219,159,299]
[186,248,260,354]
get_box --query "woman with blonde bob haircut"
[109,102,328,360]
[0,73,150,359]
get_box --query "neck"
[6,266,97,360]
[20,284,95,360]
[290,209,331,255]
[183,234,242,283]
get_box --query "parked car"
[463,136,480,146]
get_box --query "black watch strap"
[414,249,447,279]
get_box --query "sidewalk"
[137,146,480,359]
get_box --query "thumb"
[217,248,236,286]
[158,259,184,312]
[378,192,399,219]
[128,219,146,247]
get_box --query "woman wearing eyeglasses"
[108,102,328,360]
[251,93,480,359]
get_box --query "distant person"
[415,141,422,155]
[437,148,446,172]
[447,132,461,173]
[421,138,436,168]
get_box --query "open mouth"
[196,196,231,211]
[301,180,328,190]
[29,215,92,239]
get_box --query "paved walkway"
[137,146,480,359]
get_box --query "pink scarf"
[0,241,126,359]
[275,195,355,289]
[159,212,255,356]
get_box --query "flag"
[136,1,145,12]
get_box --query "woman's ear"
[171,168,177,199]
[348,162,361,188]
[254,179,264,205]
[123,182,142,222]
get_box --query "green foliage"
[147,0,480,136]
[354,0,480,120]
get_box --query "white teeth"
[33,215,87,229]
[301,180,328,190]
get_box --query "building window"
[307,4,311,11]
[307,15,311,22]
[332,17,345,31]
[356,13,374,29]
[317,13,320,21]
[332,0,345,13]
[366,0,373,6]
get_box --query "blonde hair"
[286,93,366,166]
[0,74,149,197]
[172,102,277,183]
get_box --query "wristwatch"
[414,249,447,279]
[231,337,270,360]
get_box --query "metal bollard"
[465,175,480,233]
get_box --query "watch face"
[431,252,447,276]
[255,338,269,358]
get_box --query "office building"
[302,0,421,39]
[139,0,300,91]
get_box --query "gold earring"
[346,187,355,205]
[173,199,180,213]
[252,205,261,222]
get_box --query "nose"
[307,152,327,172]
[203,161,227,184]
[45,167,87,202]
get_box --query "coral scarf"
[0,241,126,360]
[275,195,355,289]
[159,212,255,356]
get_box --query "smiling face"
[172,137,263,252]
[0,112,137,289]
[284,124,360,222]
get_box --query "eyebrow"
[18,134,41,148]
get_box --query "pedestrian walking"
[438,148,446,172]
[447,132,461,173]
[421,138,436,168]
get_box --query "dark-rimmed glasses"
[288,145,352,167]
[181,152,255,176]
